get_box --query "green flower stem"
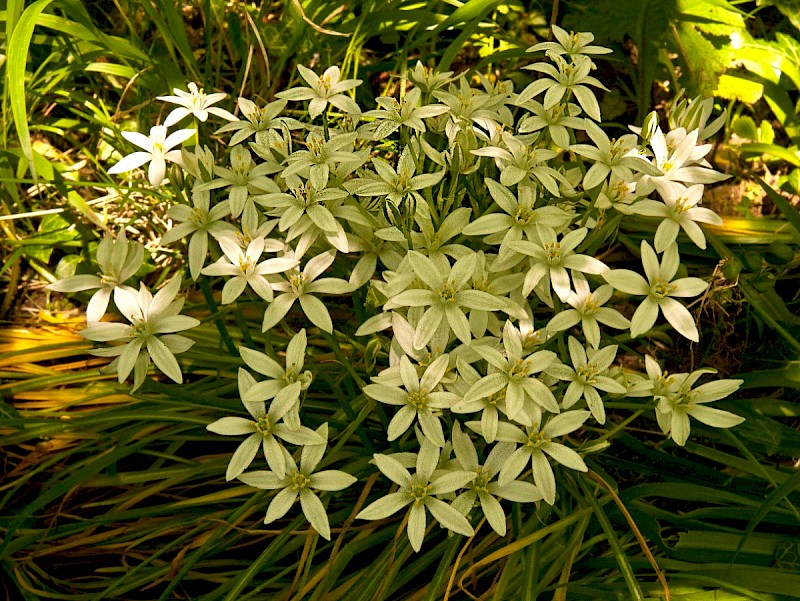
[421,532,462,601]
[198,275,238,357]
[233,304,255,348]
[317,370,376,455]
[522,539,539,601]
[578,182,603,229]
[587,409,645,444]
[577,477,646,601]
[322,110,330,141]
[323,331,366,389]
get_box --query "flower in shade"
[450,422,542,536]
[108,125,196,186]
[238,424,357,539]
[645,357,744,445]
[603,241,708,341]
[47,229,144,323]
[363,354,458,447]
[207,368,325,480]
[472,410,590,505]
[80,277,199,391]
[356,436,476,552]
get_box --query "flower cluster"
[50,26,744,549]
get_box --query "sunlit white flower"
[108,125,195,186]
[632,182,723,251]
[527,25,613,57]
[201,235,297,304]
[158,82,236,127]
[277,65,362,119]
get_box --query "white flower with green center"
[355,146,445,210]
[457,321,560,427]
[450,422,542,536]
[282,131,358,190]
[384,251,508,349]
[238,424,357,539]
[570,119,661,189]
[108,125,196,187]
[527,25,613,57]
[471,410,590,505]
[518,100,584,149]
[262,249,355,334]
[80,277,199,392]
[433,77,505,135]
[256,177,351,253]
[411,207,473,265]
[364,354,457,447]
[462,180,572,269]
[603,241,708,342]
[160,185,235,280]
[508,223,608,303]
[450,357,508,444]
[201,235,298,304]
[648,362,744,446]
[408,60,454,94]
[363,87,449,138]
[47,229,144,323]
[196,145,278,219]
[546,272,630,348]
[546,337,626,424]
[472,132,564,194]
[239,329,313,429]
[463,251,527,339]
[596,174,640,214]
[356,436,476,552]
[277,64,362,119]
[158,82,236,127]
[207,368,325,480]
[517,53,607,121]
[215,98,300,146]
[632,182,723,251]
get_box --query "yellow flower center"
[291,469,312,491]
[651,278,674,300]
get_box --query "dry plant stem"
[244,7,270,88]
[287,530,316,600]
[293,473,379,600]
[290,0,350,37]
[549,0,560,39]
[443,517,485,601]
[586,470,670,601]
